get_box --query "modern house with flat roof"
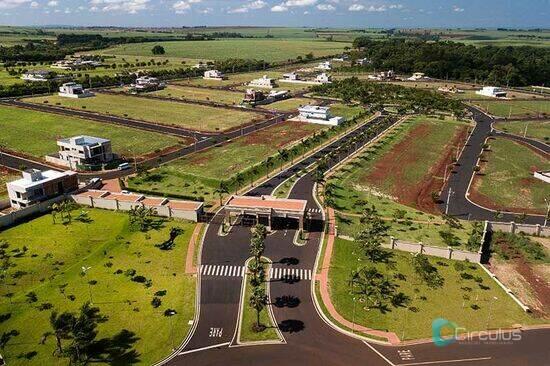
[128,76,166,93]
[242,89,289,106]
[204,70,225,80]
[282,72,300,81]
[407,72,428,81]
[7,169,78,209]
[476,86,507,98]
[58,82,95,98]
[368,70,396,81]
[315,61,332,70]
[315,73,332,84]
[248,75,277,88]
[295,105,345,126]
[46,135,114,170]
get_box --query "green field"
[0,169,19,200]
[328,238,543,341]
[0,105,184,158]
[474,100,550,118]
[474,138,550,214]
[25,93,265,132]
[128,121,324,203]
[494,120,550,142]
[0,208,196,365]
[152,85,243,105]
[100,39,351,62]
[266,98,320,111]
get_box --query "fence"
[0,194,68,229]
[384,237,482,263]
[487,221,550,237]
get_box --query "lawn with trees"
[151,85,243,105]
[25,93,265,132]
[472,138,550,214]
[473,100,550,118]
[0,207,196,365]
[328,235,543,340]
[0,105,185,158]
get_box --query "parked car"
[117,163,130,171]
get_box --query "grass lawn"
[0,105,184,158]
[330,103,365,120]
[329,115,469,214]
[128,121,325,203]
[0,169,19,200]
[25,93,265,132]
[0,208,196,365]
[473,138,550,214]
[328,238,543,341]
[174,70,282,88]
[152,85,243,105]
[494,120,550,143]
[100,39,350,62]
[474,100,550,118]
[239,259,280,343]
[451,90,546,101]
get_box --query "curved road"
[439,106,548,224]
[163,113,549,366]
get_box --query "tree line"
[350,38,550,87]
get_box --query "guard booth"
[224,195,307,231]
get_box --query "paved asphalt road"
[439,106,548,224]
[163,113,550,366]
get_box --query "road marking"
[209,327,223,338]
[201,265,245,278]
[307,208,322,214]
[397,357,492,365]
[270,267,312,281]
[398,349,415,361]
[363,341,396,365]
[178,342,230,355]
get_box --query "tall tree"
[249,286,268,329]
[355,205,390,261]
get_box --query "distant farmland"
[100,39,351,62]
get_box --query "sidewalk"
[316,207,401,345]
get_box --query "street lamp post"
[445,188,454,215]
[544,198,550,227]
[352,297,356,334]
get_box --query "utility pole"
[544,198,550,227]
[524,122,529,138]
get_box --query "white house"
[407,72,428,81]
[46,135,114,169]
[315,73,332,84]
[21,70,56,82]
[438,86,464,94]
[282,72,300,81]
[204,70,225,80]
[51,58,102,70]
[356,58,370,66]
[58,82,94,98]
[128,76,165,93]
[295,105,344,126]
[315,61,332,70]
[248,75,277,88]
[476,86,507,98]
[332,55,350,62]
[7,169,78,209]
[368,70,396,81]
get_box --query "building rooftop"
[59,135,110,146]
[226,195,307,213]
[299,105,330,113]
[8,169,76,189]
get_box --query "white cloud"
[47,0,57,6]
[348,3,364,11]
[30,1,38,7]
[284,0,316,6]
[172,0,201,13]
[270,4,287,11]
[366,4,386,12]
[228,0,266,14]
[198,6,211,13]
[316,3,335,11]
[0,0,31,10]
[90,0,149,13]
[389,4,403,9]
[452,5,464,12]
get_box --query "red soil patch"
[241,121,319,148]
[138,142,193,161]
[365,123,469,214]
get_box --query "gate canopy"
[225,195,307,228]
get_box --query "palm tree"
[249,286,268,330]
[49,311,74,355]
[214,182,229,206]
[249,166,259,187]
[277,149,289,171]
[264,157,274,178]
[234,173,245,193]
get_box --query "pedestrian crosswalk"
[200,264,313,281]
[307,208,322,214]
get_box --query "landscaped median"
[236,257,283,344]
[0,206,197,365]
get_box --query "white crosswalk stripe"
[269,267,312,281]
[200,265,313,281]
[307,208,322,214]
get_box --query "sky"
[0,0,548,28]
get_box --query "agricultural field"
[0,105,186,158]
[328,238,543,341]
[0,208,196,366]
[471,138,550,214]
[152,85,243,105]
[473,99,550,118]
[99,39,351,62]
[494,120,550,142]
[25,93,266,132]
[128,121,325,203]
